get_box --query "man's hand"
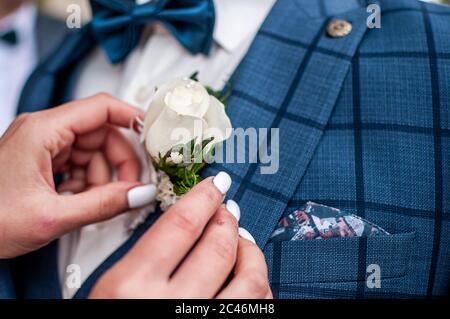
[0,94,152,259]
[90,176,272,299]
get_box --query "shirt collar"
[213,0,276,52]
[0,3,37,47]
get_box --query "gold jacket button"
[327,19,352,38]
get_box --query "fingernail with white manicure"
[226,200,240,222]
[127,184,157,209]
[213,171,232,194]
[238,227,256,244]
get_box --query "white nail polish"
[213,171,232,194]
[127,184,157,209]
[238,227,256,244]
[226,200,240,222]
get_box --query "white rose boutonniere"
[135,73,232,210]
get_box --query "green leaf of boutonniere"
[154,137,215,196]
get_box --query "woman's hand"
[0,92,272,299]
[90,175,272,299]
[0,94,153,259]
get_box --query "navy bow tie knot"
[16,0,215,115]
[90,0,215,64]
[0,29,18,46]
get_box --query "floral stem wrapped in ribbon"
[136,73,232,210]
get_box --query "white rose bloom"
[143,78,232,161]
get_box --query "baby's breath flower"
[156,170,179,211]
[169,151,184,164]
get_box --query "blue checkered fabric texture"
[201,0,450,298]
[2,0,449,299]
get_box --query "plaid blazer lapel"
[204,1,369,247]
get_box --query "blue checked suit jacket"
[2,0,449,298]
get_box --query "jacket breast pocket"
[263,232,415,285]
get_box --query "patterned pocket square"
[269,202,390,243]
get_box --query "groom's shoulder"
[379,0,450,25]
[358,0,450,52]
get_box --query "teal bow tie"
[17,0,215,115]
[90,0,215,64]
[0,30,18,46]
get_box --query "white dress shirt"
[58,0,275,298]
[0,4,37,136]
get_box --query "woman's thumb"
[55,182,157,235]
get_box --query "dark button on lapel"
[327,19,353,38]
